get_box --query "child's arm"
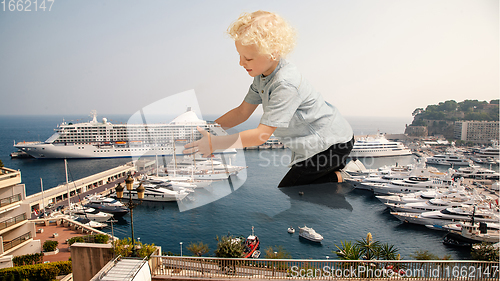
[183,124,276,157]
[215,101,258,129]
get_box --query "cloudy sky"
[0,0,498,119]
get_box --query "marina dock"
[23,162,135,218]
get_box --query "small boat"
[84,195,129,217]
[73,217,108,229]
[242,226,260,258]
[287,227,295,234]
[298,226,323,242]
[71,206,113,222]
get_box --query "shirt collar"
[260,59,285,82]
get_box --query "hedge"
[42,240,58,252]
[12,253,43,266]
[0,261,71,281]
[68,234,109,246]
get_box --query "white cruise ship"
[14,109,233,159]
[349,134,412,158]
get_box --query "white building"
[454,121,499,144]
[0,167,40,268]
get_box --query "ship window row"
[92,148,170,153]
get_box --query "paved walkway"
[34,221,87,263]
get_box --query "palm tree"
[377,243,399,260]
[335,240,362,260]
[356,233,381,260]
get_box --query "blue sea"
[0,114,474,260]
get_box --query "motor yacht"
[70,206,114,222]
[384,197,474,213]
[426,153,472,166]
[391,205,499,226]
[298,226,323,242]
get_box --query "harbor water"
[0,114,477,259]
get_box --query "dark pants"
[278,137,354,187]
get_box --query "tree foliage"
[411,99,498,123]
[187,241,210,257]
[409,250,451,260]
[471,243,499,262]
[335,233,400,261]
[113,237,156,259]
[263,245,291,259]
[214,235,244,258]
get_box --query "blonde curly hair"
[227,10,296,59]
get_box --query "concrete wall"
[8,239,42,257]
[71,243,114,281]
[0,255,13,269]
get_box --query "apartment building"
[0,167,40,268]
[454,121,500,144]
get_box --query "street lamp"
[115,173,145,257]
[180,242,183,256]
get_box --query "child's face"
[235,41,278,77]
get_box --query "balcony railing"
[0,193,22,208]
[3,231,32,252]
[0,213,27,231]
[152,256,499,280]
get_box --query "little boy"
[184,10,354,187]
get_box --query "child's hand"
[183,126,213,157]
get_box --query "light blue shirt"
[244,59,353,166]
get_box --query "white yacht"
[367,177,452,194]
[391,206,499,226]
[384,197,474,213]
[166,156,246,181]
[426,153,472,166]
[14,108,234,159]
[453,166,500,181]
[376,190,439,204]
[349,134,412,158]
[70,206,114,222]
[376,186,470,205]
[110,182,191,202]
[298,226,323,242]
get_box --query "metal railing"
[0,193,22,208]
[0,213,26,231]
[3,231,32,252]
[151,256,499,280]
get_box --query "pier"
[23,162,135,217]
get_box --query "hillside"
[406,99,499,138]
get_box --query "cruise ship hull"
[349,149,412,158]
[14,142,191,159]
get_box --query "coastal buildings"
[454,121,499,144]
[0,167,39,268]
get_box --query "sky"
[0,0,498,118]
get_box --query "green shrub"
[0,261,71,281]
[12,253,43,266]
[67,236,84,246]
[68,234,110,246]
[113,237,156,259]
[93,234,109,244]
[52,261,72,275]
[471,242,499,262]
[42,240,58,252]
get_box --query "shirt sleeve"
[260,82,301,128]
[244,82,262,105]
